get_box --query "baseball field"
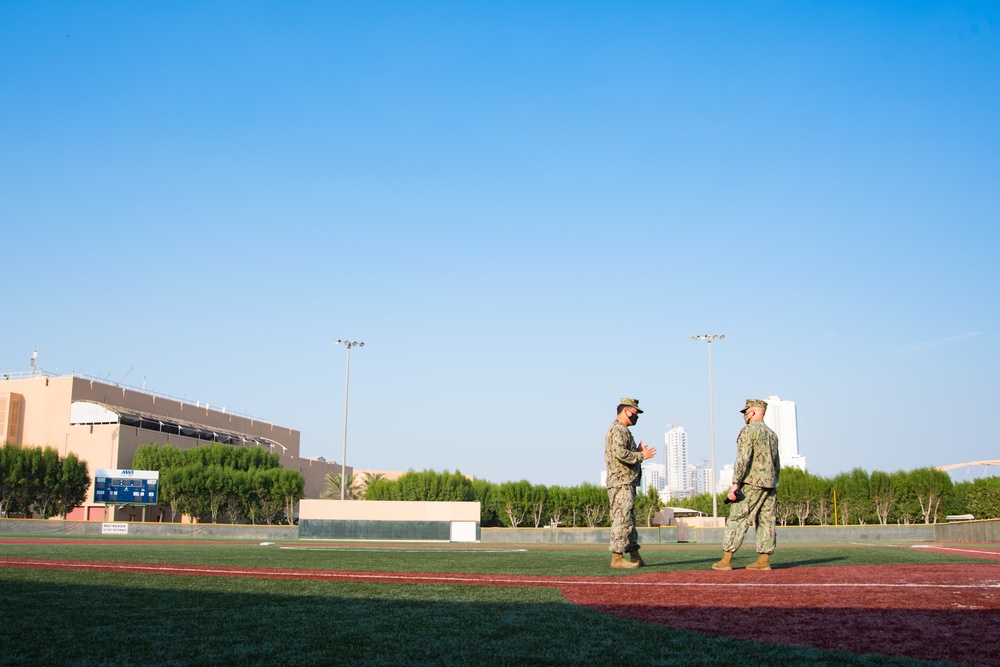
[1,537,998,666]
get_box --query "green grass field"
[0,538,989,666]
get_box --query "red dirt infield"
[3,553,998,666]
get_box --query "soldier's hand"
[727,484,739,501]
[641,444,657,460]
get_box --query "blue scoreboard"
[94,469,159,504]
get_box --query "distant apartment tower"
[664,425,692,499]
[718,463,734,489]
[691,464,713,495]
[764,395,806,471]
[640,461,667,494]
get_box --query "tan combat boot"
[745,553,771,570]
[711,551,733,571]
[628,550,645,567]
[611,552,640,569]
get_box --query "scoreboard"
[94,469,159,505]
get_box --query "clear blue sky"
[3,2,997,486]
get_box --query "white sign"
[95,469,159,480]
[101,522,129,535]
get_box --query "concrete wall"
[934,518,1000,543]
[297,500,482,541]
[481,524,938,545]
[0,518,297,541]
[692,523,937,545]
[298,499,480,521]
[481,527,676,545]
[3,515,995,544]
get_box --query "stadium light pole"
[333,339,364,501]
[692,334,725,522]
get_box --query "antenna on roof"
[115,366,134,387]
[30,348,37,376]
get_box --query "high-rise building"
[764,395,806,471]
[640,461,666,494]
[718,463,734,489]
[692,464,713,495]
[664,425,692,498]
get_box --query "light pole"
[692,334,725,521]
[333,339,364,500]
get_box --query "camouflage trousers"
[607,485,639,554]
[722,485,777,554]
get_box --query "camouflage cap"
[619,397,644,413]
[739,398,768,413]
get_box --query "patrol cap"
[739,398,768,413]
[619,397,644,413]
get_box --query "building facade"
[764,395,806,471]
[0,372,348,521]
[664,425,693,500]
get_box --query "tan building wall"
[0,373,347,520]
[299,499,480,522]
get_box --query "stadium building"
[0,371,347,521]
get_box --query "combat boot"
[628,550,645,567]
[711,551,733,571]
[746,553,771,570]
[611,552,640,569]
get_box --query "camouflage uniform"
[722,419,781,554]
[605,420,643,554]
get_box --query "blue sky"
[2,2,997,486]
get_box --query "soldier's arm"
[731,428,754,485]
[609,427,644,465]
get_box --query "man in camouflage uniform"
[605,397,657,569]
[712,398,781,571]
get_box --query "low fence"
[482,527,675,545]
[933,518,1000,543]
[0,518,296,541]
[481,523,942,545]
[2,516,997,544]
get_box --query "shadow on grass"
[0,570,936,667]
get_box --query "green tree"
[360,472,387,498]
[57,452,90,519]
[778,467,813,526]
[578,483,608,527]
[546,485,571,527]
[321,472,361,500]
[274,468,305,524]
[634,487,663,527]
[833,468,871,525]
[495,480,532,527]
[31,447,62,519]
[809,475,833,525]
[528,484,548,528]
[908,467,952,524]
[966,477,1000,519]
[869,470,897,525]
[471,479,503,527]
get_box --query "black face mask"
[629,412,639,425]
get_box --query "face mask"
[629,412,639,424]
[743,412,752,425]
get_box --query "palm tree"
[321,472,361,500]
[361,471,387,498]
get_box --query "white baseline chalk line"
[280,547,528,553]
[4,559,999,589]
[912,545,1000,557]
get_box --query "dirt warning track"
[3,557,998,666]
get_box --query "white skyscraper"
[664,425,692,498]
[640,461,666,494]
[692,464,713,495]
[764,395,806,471]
